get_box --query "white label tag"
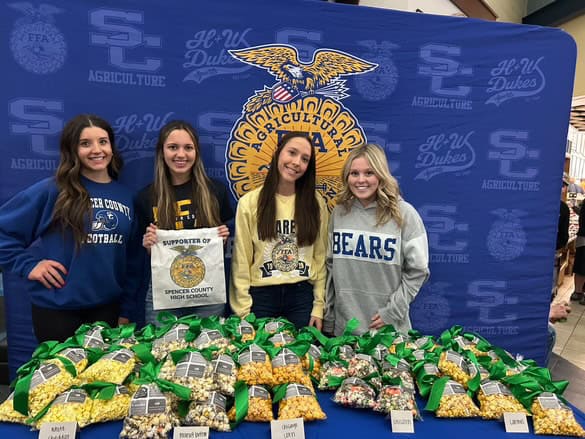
[39,422,77,439]
[391,410,415,433]
[271,418,305,439]
[503,412,529,433]
[173,426,209,439]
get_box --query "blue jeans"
[250,281,314,329]
[144,282,225,326]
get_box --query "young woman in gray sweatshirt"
[324,143,430,336]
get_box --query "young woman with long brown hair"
[230,132,328,330]
[138,120,233,324]
[0,114,139,342]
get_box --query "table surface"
[2,391,584,438]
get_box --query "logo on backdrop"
[410,282,451,333]
[486,209,526,261]
[111,112,174,163]
[225,44,377,209]
[88,8,165,87]
[486,57,546,106]
[414,131,475,180]
[412,43,473,111]
[9,98,63,171]
[419,204,470,264]
[8,3,67,74]
[482,129,540,192]
[466,280,519,336]
[183,28,253,83]
[353,41,399,101]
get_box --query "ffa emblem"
[410,282,451,333]
[8,2,67,74]
[271,234,299,273]
[170,245,206,288]
[353,40,399,101]
[487,209,526,261]
[226,44,377,209]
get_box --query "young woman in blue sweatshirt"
[137,120,233,324]
[0,114,140,342]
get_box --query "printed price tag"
[271,418,305,439]
[504,412,529,433]
[39,422,77,439]
[391,410,415,433]
[173,426,209,439]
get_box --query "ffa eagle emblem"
[226,44,377,209]
[271,234,299,273]
[169,245,205,288]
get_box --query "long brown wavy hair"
[257,132,320,246]
[153,120,221,229]
[337,143,402,227]
[53,114,123,247]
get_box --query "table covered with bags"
[0,314,584,438]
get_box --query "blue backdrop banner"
[0,0,576,375]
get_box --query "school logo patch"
[226,44,377,209]
[8,2,67,74]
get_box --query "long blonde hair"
[337,143,402,227]
[153,120,220,229]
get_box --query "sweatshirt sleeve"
[0,181,55,278]
[309,197,329,319]
[378,204,430,325]
[229,194,255,317]
[323,211,336,333]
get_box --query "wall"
[483,0,527,22]
[559,14,585,98]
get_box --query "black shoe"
[571,291,583,301]
[580,296,585,306]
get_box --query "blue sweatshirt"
[0,177,140,317]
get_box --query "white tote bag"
[151,227,226,310]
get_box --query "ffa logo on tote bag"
[151,227,226,310]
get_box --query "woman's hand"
[369,313,385,330]
[28,259,67,289]
[142,223,158,254]
[217,225,230,243]
[308,316,323,331]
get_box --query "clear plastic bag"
[477,380,527,420]
[277,384,326,421]
[184,391,231,431]
[35,388,92,429]
[228,385,274,422]
[531,392,585,437]
[332,377,376,409]
[374,384,421,420]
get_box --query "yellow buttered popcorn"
[78,348,136,385]
[531,392,585,437]
[55,347,89,375]
[228,385,274,422]
[434,380,480,418]
[438,350,472,388]
[27,359,76,417]
[89,385,132,424]
[0,392,28,424]
[35,388,92,429]
[277,383,326,421]
[477,380,528,420]
[301,344,322,380]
